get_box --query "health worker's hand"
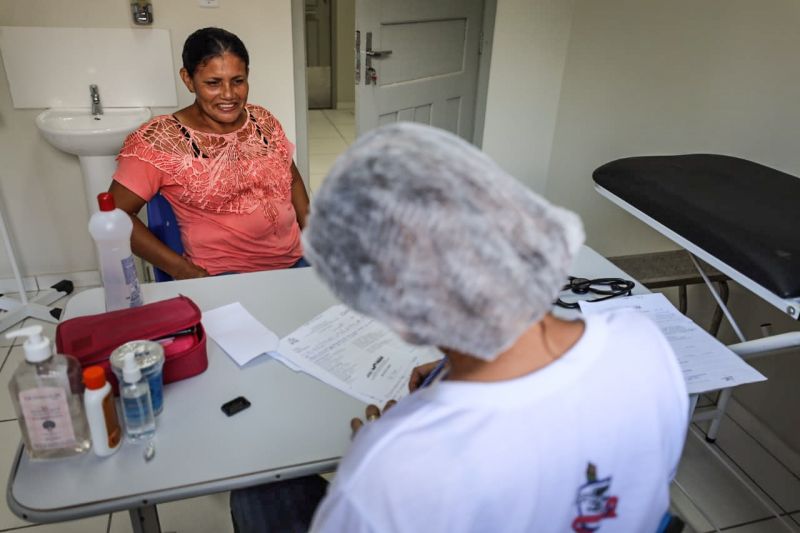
[408,360,444,392]
[350,401,396,439]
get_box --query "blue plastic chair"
[657,512,684,533]
[146,193,184,282]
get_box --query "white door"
[355,0,485,141]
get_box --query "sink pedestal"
[15,107,153,325]
[78,155,119,215]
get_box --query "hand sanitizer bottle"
[88,192,143,312]
[120,352,156,441]
[7,325,91,459]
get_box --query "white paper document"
[202,302,281,366]
[579,293,766,394]
[277,305,443,405]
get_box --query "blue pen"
[419,358,448,389]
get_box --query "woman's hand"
[408,360,444,392]
[172,259,210,280]
[350,400,397,438]
[109,181,205,279]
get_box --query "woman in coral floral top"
[110,27,310,279]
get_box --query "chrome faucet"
[90,85,103,117]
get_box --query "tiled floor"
[673,421,800,532]
[1,195,799,531]
[307,108,355,193]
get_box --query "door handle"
[365,32,392,60]
[363,32,392,85]
[366,50,392,58]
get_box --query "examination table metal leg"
[690,387,733,443]
[130,505,162,533]
[709,281,729,337]
[704,388,732,442]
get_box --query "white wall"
[0,0,295,278]
[546,0,800,256]
[481,0,575,194]
[482,0,800,453]
[543,0,800,452]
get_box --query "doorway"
[304,0,356,191]
[294,0,495,193]
[305,0,333,109]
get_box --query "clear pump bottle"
[7,326,91,459]
[120,352,156,441]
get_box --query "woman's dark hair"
[182,27,249,76]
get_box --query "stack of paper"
[203,302,441,405]
[277,305,442,405]
[579,293,766,394]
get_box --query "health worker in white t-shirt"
[300,123,689,533]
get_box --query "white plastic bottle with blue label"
[120,352,156,441]
[88,193,143,312]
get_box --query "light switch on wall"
[198,0,219,7]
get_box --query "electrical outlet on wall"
[198,0,219,7]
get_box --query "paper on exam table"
[202,302,285,367]
[277,305,443,405]
[578,293,766,394]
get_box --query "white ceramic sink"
[35,107,151,156]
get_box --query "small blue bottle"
[121,352,156,441]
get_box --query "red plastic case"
[55,295,208,389]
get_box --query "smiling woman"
[108,27,310,279]
[177,29,250,133]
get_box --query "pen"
[152,327,195,345]
[419,358,448,389]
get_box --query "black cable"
[554,276,635,309]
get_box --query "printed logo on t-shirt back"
[571,462,619,532]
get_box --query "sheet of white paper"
[579,293,766,394]
[203,302,280,366]
[266,350,302,372]
[278,305,443,405]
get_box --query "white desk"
[2,246,674,532]
[7,267,364,532]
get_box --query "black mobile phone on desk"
[221,396,251,417]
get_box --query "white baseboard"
[0,270,101,294]
[38,270,102,289]
[0,276,37,293]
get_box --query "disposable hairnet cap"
[303,123,584,361]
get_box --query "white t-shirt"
[310,311,689,533]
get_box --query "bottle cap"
[83,366,107,390]
[122,352,141,383]
[5,325,51,363]
[97,192,115,212]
